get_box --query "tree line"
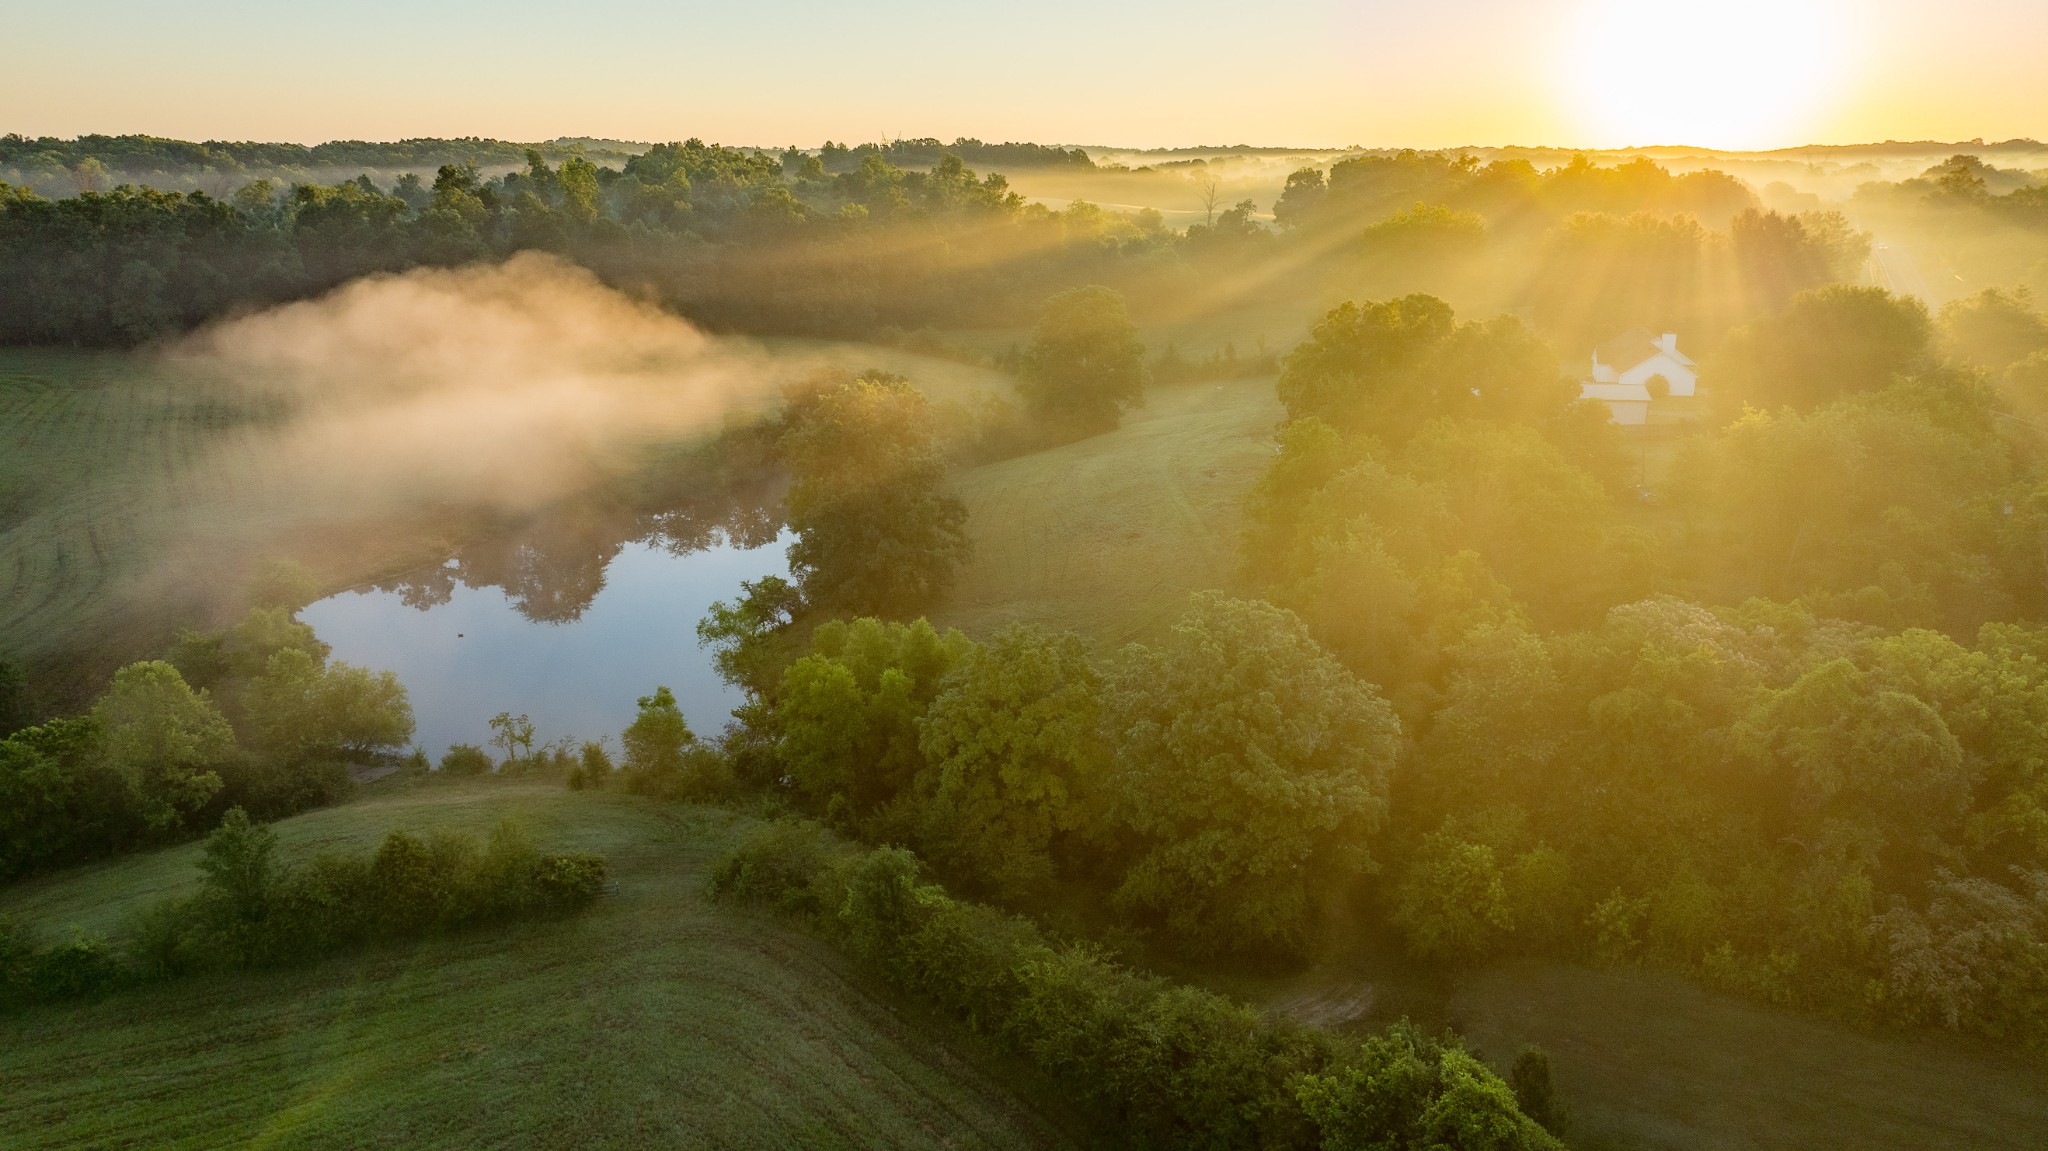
[712,818,1563,1150]
[0,142,1899,362]
[0,809,606,1011]
[1,590,416,881]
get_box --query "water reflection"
[304,484,787,756]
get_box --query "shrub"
[566,739,613,790]
[1510,1046,1563,1136]
[708,820,1556,1150]
[1297,1024,1563,1151]
[707,818,842,915]
[0,918,123,1010]
[3,812,611,1014]
[439,744,493,775]
[533,853,611,907]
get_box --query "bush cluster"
[706,598,1401,960]
[1,809,607,1010]
[2,605,416,882]
[709,820,1561,1151]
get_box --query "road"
[1868,240,1933,301]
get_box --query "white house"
[1578,329,1698,425]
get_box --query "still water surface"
[301,535,789,757]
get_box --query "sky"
[5,0,2044,151]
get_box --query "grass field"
[939,376,1286,647]
[0,780,1080,1150]
[0,351,263,682]
[1197,935,2048,1151]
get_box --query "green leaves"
[92,661,232,831]
[915,626,1105,898]
[1016,285,1148,435]
[780,374,970,616]
[1101,593,1402,956]
[243,647,413,764]
[771,618,973,820]
[1297,1025,1564,1151]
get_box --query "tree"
[1737,658,1973,862]
[1940,288,2048,372]
[1392,833,1514,963]
[0,655,27,737]
[781,373,970,616]
[488,712,536,765]
[1359,202,1486,266]
[1277,295,1572,441]
[621,687,693,778]
[91,661,234,831]
[1707,285,1934,414]
[1272,167,1327,229]
[1015,285,1148,435]
[1729,208,1870,312]
[1193,170,1222,226]
[912,625,1105,898]
[195,807,280,943]
[1297,1025,1564,1151]
[697,575,805,699]
[1099,593,1402,956]
[772,618,972,822]
[243,648,414,763]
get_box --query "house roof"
[1594,328,1696,372]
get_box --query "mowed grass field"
[0,351,270,677]
[1214,940,2048,1151]
[940,376,1286,647]
[0,781,1080,1150]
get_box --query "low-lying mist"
[107,253,812,634]
[174,252,786,518]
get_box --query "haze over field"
[173,254,782,517]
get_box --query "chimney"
[1657,332,1678,353]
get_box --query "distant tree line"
[0,133,645,189]
[0,142,1168,346]
[808,137,1094,173]
[0,140,1894,361]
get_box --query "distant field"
[939,376,1285,648]
[0,781,1078,1150]
[1206,928,2048,1151]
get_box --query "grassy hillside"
[0,781,1078,1150]
[0,351,260,678]
[940,376,1285,647]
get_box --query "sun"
[1559,0,1854,150]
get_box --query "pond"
[301,530,791,758]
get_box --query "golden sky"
[5,0,2044,149]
